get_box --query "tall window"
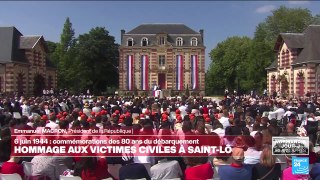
[127,38,133,46]
[191,37,198,46]
[159,37,165,45]
[176,37,183,46]
[159,55,165,66]
[141,37,148,46]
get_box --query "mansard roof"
[126,24,199,34]
[121,24,204,47]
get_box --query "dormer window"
[191,37,198,46]
[127,38,133,46]
[141,37,148,46]
[159,37,165,45]
[176,37,183,46]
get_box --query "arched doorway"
[34,74,45,96]
[17,73,24,96]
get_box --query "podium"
[153,90,163,98]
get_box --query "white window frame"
[191,37,198,46]
[176,37,183,46]
[159,36,165,45]
[141,37,148,46]
[127,38,134,46]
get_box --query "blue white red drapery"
[127,55,134,90]
[191,55,198,90]
[176,55,183,90]
[141,55,149,90]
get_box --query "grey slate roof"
[0,26,50,65]
[269,25,320,69]
[0,26,26,63]
[127,24,198,34]
[293,25,320,65]
[122,24,204,47]
[20,36,42,49]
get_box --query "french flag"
[176,55,183,90]
[191,55,198,90]
[141,55,149,90]
[127,55,134,90]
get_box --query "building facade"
[0,27,56,96]
[119,24,205,95]
[266,25,320,97]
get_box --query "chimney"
[199,29,204,43]
[121,29,125,43]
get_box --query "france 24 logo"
[292,157,309,175]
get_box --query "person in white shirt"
[178,102,187,119]
[244,136,261,164]
[58,99,69,112]
[269,104,285,121]
[92,102,102,113]
[150,157,183,180]
[219,109,230,129]
[45,114,59,129]
[21,101,30,117]
[83,103,92,117]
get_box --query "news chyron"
[272,137,309,155]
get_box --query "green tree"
[73,27,119,94]
[206,36,252,95]
[262,6,315,42]
[55,17,76,89]
[45,41,59,66]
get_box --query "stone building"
[118,24,205,95]
[266,25,320,97]
[0,26,56,95]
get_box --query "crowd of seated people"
[0,92,319,179]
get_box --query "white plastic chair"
[107,164,122,180]
[59,175,82,180]
[0,173,23,180]
[22,161,33,177]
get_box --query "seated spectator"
[184,156,213,180]
[218,147,252,180]
[268,118,282,136]
[150,157,183,179]
[310,163,320,180]
[306,115,318,145]
[31,154,68,180]
[225,118,250,136]
[251,145,281,180]
[280,122,297,136]
[261,129,272,145]
[252,115,262,131]
[119,153,150,180]
[212,120,225,137]
[219,109,230,129]
[74,157,111,180]
[0,156,24,178]
[244,136,261,165]
[282,155,309,180]
[177,120,194,140]
[300,141,317,165]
